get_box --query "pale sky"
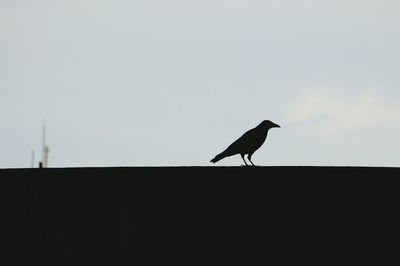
[1,0,400,168]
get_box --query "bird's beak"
[274,123,281,128]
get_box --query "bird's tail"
[210,151,227,164]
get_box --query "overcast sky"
[1,0,400,168]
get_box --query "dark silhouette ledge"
[1,166,400,266]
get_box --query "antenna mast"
[42,123,50,168]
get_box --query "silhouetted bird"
[210,120,280,166]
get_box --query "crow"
[210,120,280,166]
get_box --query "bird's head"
[258,120,281,130]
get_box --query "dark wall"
[1,167,400,265]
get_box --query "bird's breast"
[246,132,268,152]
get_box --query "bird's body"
[210,120,280,166]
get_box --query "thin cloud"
[285,90,400,136]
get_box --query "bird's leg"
[247,154,256,167]
[240,154,249,166]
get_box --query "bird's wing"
[223,128,257,156]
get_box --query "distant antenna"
[42,123,50,168]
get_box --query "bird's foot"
[241,164,250,167]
